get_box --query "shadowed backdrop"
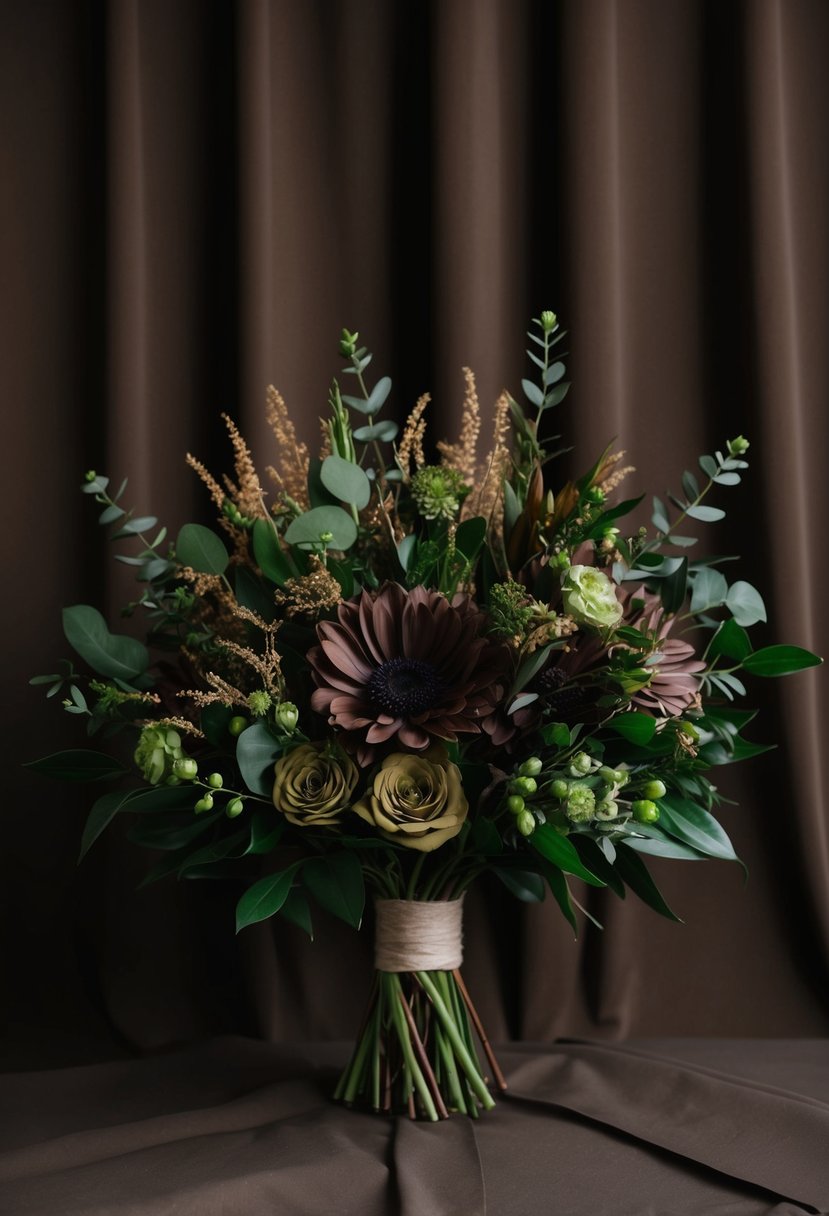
[1,0,827,1067]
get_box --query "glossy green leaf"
[454,516,487,561]
[25,749,127,782]
[514,644,555,692]
[606,713,657,745]
[541,862,578,934]
[530,823,605,887]
[252,518,292,586]
[320,455,371,509]
[63,605,149,681]
[78,789,135,860]
[658,796,738,862]
[493,867,546,902]
[613,844,682,921]
[179,829,249,875]
[280,888,314,937]
[708,618,752,662]
[236,722,281,796]
[236,865,300,932]
[200,703,233,746]
[176,523,230,574]
[726,581,766,626]
[284,505,358,551]
[303,851,365,929]
[127,810,222,850]
[742,645,822,676]
[246,810,284,855]
[623,824,706,860]
[660,556,688,615]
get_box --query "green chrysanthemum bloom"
[410,465,468,521]
[565,783,595,824]
[134,726,184,786]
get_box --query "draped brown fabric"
[2,0,828,1076]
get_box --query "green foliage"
[63,606,149,682]
[176,524,230,575]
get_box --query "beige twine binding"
[374,897,465,972]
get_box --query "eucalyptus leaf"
[176,523,230,575]
[690,567,728,614]
[252,518,292,586]
[522,379,544,408]
[284,505,357,551]
[236,722,281,796]
[280,888,314,937]
[725,581,767,626]
[353,420,399,443]
[63,605,149,681]
[320,455,371,509]
[685,504,726,523]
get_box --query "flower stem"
[415,971,496,1110]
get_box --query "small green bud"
[632,799,660,824]
[194,794,214,813]
[319,530,334,545]
[165,774,181,786]
[516,810,536,837]
[207,772,224,789]
[595,799,619,821]
[507,794,526,815]
[550,550,570,572]
[339,328,358,357]
[228,715,248,737]
[513,776,537,796]
[641,779,666,800]
[551,779,569,800]
[539,310,557,334]
[585,486,605,505]
[84,469,97,482]
[226,797,244,818]
[519,757,543,778]
[599,766,618,784]
[247,690,272,718]
[727,435,749,456]
[173,757,198,781]
[275,701,299,733]
[569,751,592,777]
[613,769,630,786]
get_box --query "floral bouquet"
[29,312,820,1120]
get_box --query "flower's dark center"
[369,658,444,718]
[535,665,588,716]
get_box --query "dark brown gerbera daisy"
[308,583,511,763]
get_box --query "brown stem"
[452,968,508,1092]
[398,991,449,1119]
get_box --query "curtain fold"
[2,0,827,1065]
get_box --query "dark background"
[1,0,827,1069]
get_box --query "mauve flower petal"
[366,720,402,743]
[397,724,430,749]
[318,638,374,682]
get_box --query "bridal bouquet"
[29,312,820,1119]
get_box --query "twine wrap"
[374,897,465,972]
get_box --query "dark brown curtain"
[2,0,827,1068]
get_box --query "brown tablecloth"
[0,1038,827,1215]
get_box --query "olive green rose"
[560,564,623,630]
[272,742,358,827]
[353,749,469,852]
